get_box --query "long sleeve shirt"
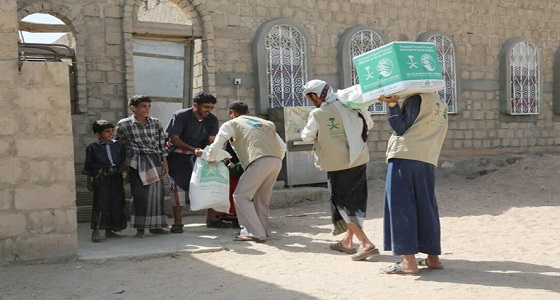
[115,115,168,157]
[387,95,421,136]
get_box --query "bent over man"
[207,102,286,243]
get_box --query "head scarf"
[303,79,338,103]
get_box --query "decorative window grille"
[426,34,458,113]
[348,30,386,114]
[265,24,308,108]
[508,41,540,115]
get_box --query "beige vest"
[311,103,369,171]
[228,116,284,169]
[386,93,448,166]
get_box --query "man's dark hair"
[228,101,249,115]
[128,95,152,107]
[193,92,217,105]
[92,119,114,134]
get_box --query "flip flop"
[351,246,380,261]
[329,241,357,254]
[417,258,443,269]
[233,235,266,243]
[381,262,419,275]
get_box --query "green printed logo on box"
[353,42,444,100]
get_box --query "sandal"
[329,241,357,254]
[170,224,183,234]
[351,246,380,261]
[381,262,419,275]
[233,235,266,243]
[207,219,233,228]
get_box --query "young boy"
[82,120,127,242]
[116,95,169,237]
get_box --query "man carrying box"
[377,92,448,275]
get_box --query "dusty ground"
[1,154,559,300]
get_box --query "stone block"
[17,137,73,159]
[0,61,17,87]
[0,213,26,239]
[14,183,75,210]
[99,111,118,123]
[24,161,57,185]
[0,189,13,210]
[0,157,22,186]
[0,12,16,33]
[83,2,100,17]
[16,233,77,262]
[106,32,122,45]
[18,62,69,88]
[106,71,123,84]
[27,209,77,234]
[0,111,17,136]
[104,5,121,18]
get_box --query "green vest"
[386,93,448,166]
[229,116,284,169]
[311,103,369,171]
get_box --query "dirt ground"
[1,154,559,300]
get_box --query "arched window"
[339,26,387,114]
[417,31,460,114]
[253,19,310,114]
[499,38,540,115]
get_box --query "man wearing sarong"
[116,95,169,238]
[301,79,379,261]
[377,93,448,275]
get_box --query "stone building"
[2,0,560,262]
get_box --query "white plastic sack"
[337,84,378,109]
[189,147,231,212]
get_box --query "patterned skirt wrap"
[91,169,127,231]
[327,164,368,236]
[128,154,168,229]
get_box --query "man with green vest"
[377,93,448,275]
[301,79,379,261]
[206,102,286,243]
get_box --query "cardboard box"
[353,41,444,102]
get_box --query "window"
[339,26,386,114]
[253,19,310,114]
[499,38,540,115]
[417,32,460,114]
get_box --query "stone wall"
[1,0,77,264]
[17,0,560,170]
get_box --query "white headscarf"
[302,79,338,103]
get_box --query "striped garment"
[115,115,167,158]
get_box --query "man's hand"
[194,148,204,157]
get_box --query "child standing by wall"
[82,120,128,242]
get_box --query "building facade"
[2,0,560,262]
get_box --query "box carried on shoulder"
[353,41,445,103]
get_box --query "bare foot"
[134,229,145,238]
[418,257,443,269]
[91,230,105,243]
